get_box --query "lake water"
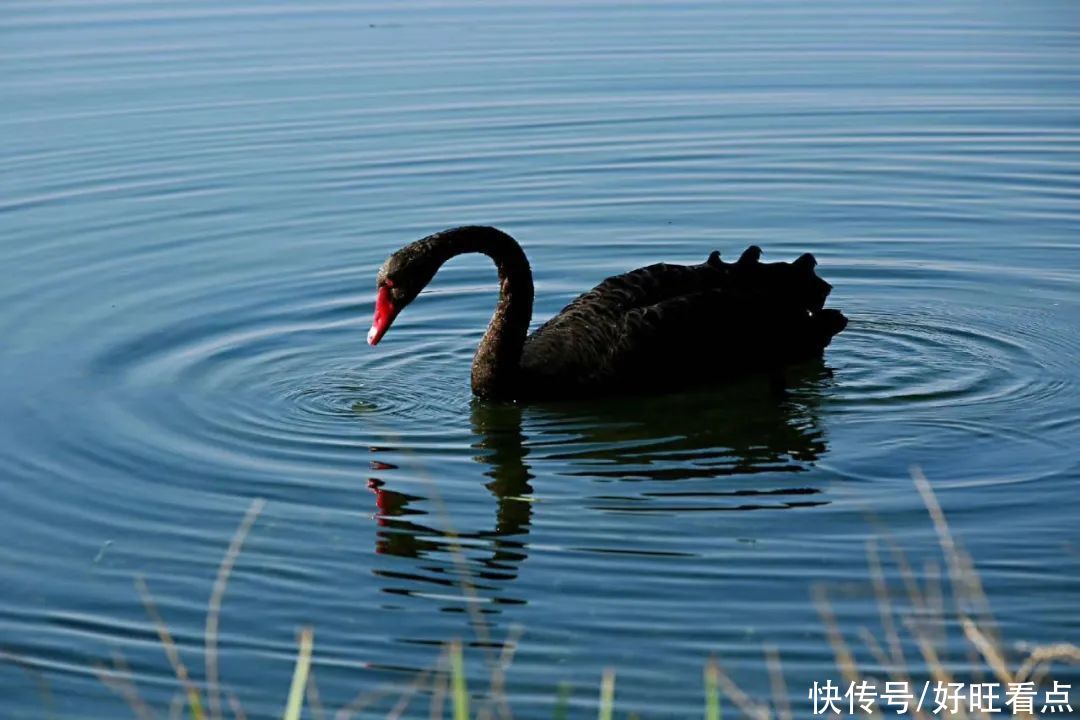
[2,1,1079,717]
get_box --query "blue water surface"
[2,1,1079,717]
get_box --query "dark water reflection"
[368,409,533,606]
[368,365,833,612]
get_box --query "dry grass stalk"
[429,651,450,720]
[206,498,266,720]
[866,539,910,680]
[134,577,204,717]
[168,690,185,720]
[709,659,770,720]
[484,625,524,720]
[94,651,156,720]
[306,670,327,720]
[764,644,791,720]
[332,685,392,720]
[1015,643,1080,686]
[812,583,860,688]
[385,668,433,720]
[960,617,1012,686]
[226,689,248,720]
[1,646,56,717]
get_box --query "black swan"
[367,225,847,401]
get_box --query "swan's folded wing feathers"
[520,261,723,388]
[604,249,844,386]
[606,284,840,387]
[555,261,722,316]
[518,249,844,396]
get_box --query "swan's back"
[519,246,846,398]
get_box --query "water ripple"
[3,1,1080,717]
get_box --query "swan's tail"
[809,308,848,349]
[706,245,848,356]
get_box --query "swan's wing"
[520,261,721,388]
[557,260,723,314]
[605,287,846,387]
[519,247,845,395]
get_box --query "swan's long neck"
[423,227,534,399]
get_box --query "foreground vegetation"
[9,470,1078,719]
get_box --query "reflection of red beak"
[367,286,396,345]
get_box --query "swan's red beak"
[367,286,397,346]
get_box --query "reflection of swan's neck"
[472,403,533,535]
[424,227,535,399]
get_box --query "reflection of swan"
[366,403,532,604]
[367,226,846,400]
[365,363,834,605]
[534,362,832,485]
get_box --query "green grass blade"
[704,660,721,720]
[450,640,469,720]
[282,628,314,720]
[186,689,205,720]
[552,682,571,720]
[598,669,615,720]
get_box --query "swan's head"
[368,239,441,345]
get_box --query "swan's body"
[368,226,847,401]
